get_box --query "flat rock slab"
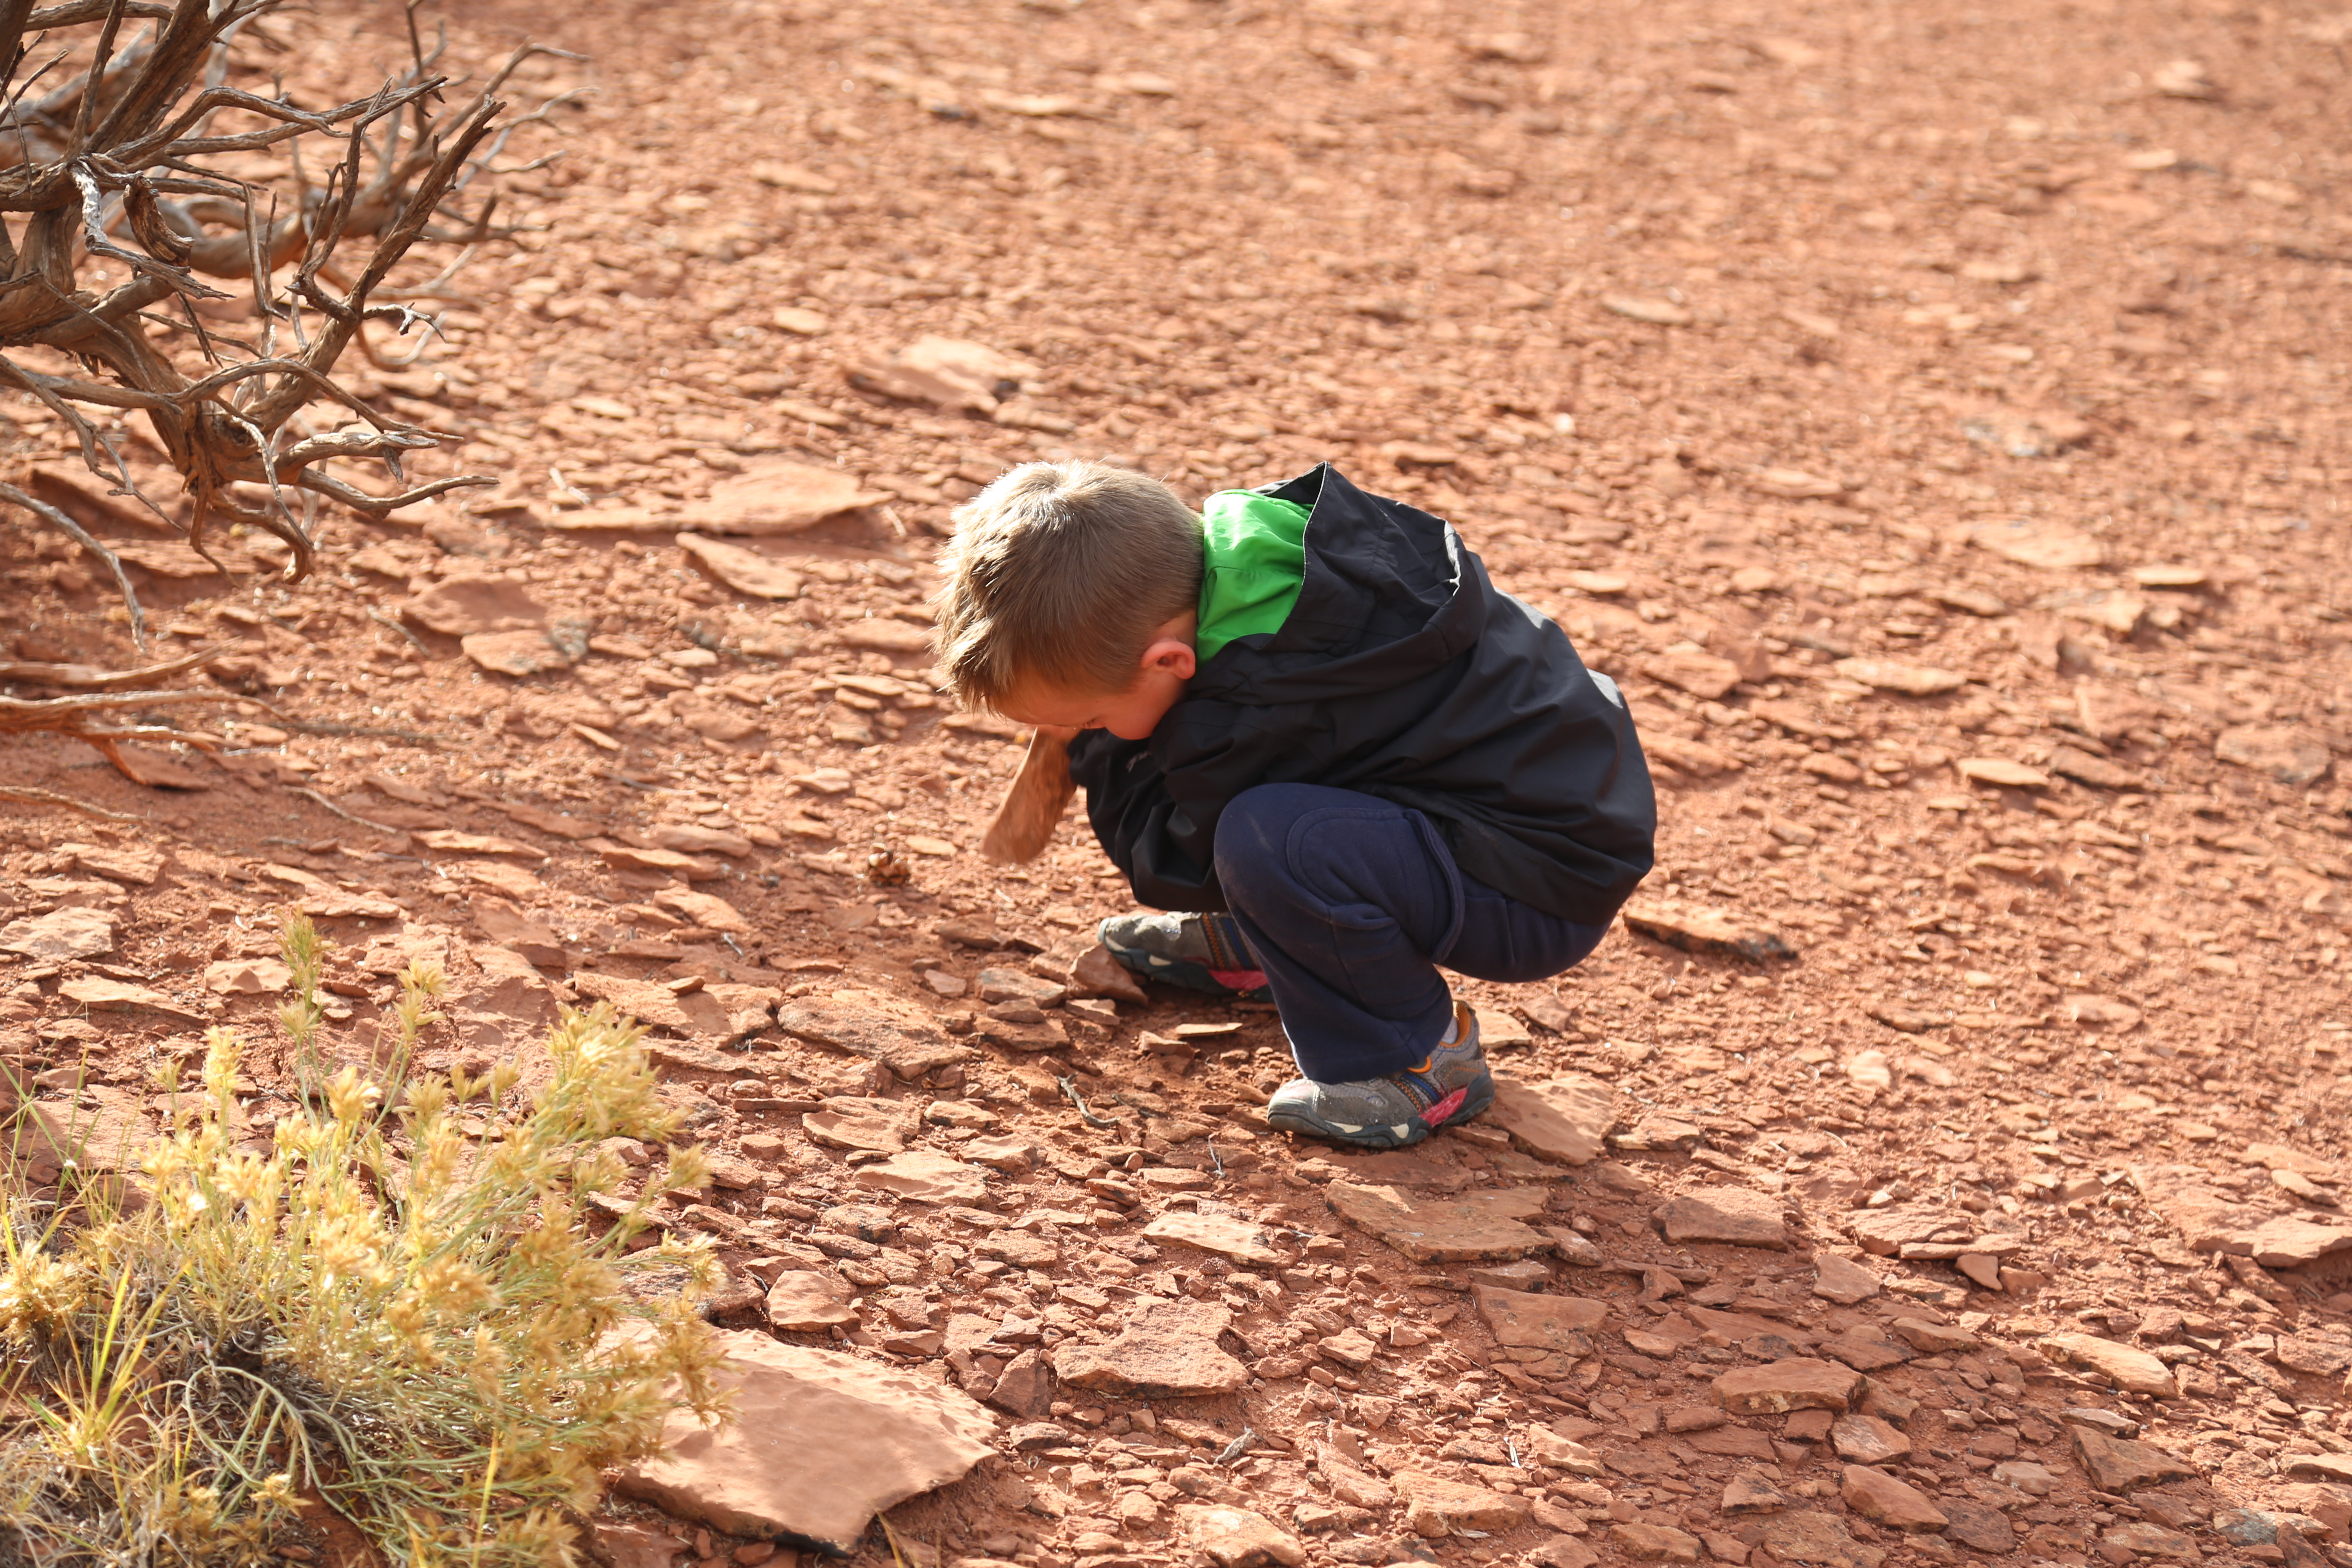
[1177,1504,1306,1568]
[1609,1523,1701,1562]
[1724,1476,1796,1515]
[1822,1324,1915,1372]
[1393,1470,1533,1537]
[1891,1316,1978,1354]
[1531,1540,1598,1568]
[1971,519,2104,570]
[1656,1187,1788,1250]
[1688,1427,1777,1460]
[852,1151,989,1205]
[56,976,202,1025]
[1831,1414,1911,1465]
[0,906,119,959]
[401,573,545,636]
[802,1096,911,1155]
[204,957,293,995]
[1841,1466,1946,1532]
[1621,903,1795,962]
[614,1330,994,1552]
[1834,658,1966,696]
[572,972,698,1033]
[2217,724,2333,788]
[1142,1211,1283,1266]
[2104,1522,2201,1560]
[1053,1299,1246,1396]
[777,990,971,1078]
[1069,943,1149,1004]
[1812,1254,1883,1304]
[1475,1284,1608,1357]
[12,1090,156,1184]
[1325,1182,1552,1262]
[62,842,161,884]
[677,532,803,599]
[767,1271,859,1332]
[2132,1163,2352,1268]
[1489,1073,1614,1166]
[1312,1148,1476,1191]
[2283,1455,2352,1485]
[2039,1333,2177,1396]
[1684,1305,1787,1341]
[2069,1427,2197,1493]
[672,459,892,536]
[1715,1358,1866,1415]
[1848,1205,1975,1256]
[463,628,576,677]
[1941,1500,2018,1553]
[1759,1511,1887,1568]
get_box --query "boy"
[932,460,1654,1151]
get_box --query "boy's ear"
[1142,638,1197,681]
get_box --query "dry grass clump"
[0,928,726,1565]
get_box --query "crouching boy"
[931,460,1654,1150]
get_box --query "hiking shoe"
[1097,910,1270,1001]
[1264,1001,1491,1151]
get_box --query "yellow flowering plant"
[0,931,727,1565]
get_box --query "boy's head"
[933,460,1201,740]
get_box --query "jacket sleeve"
[1064,730,1230,912]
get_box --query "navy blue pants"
[1212,783,1610,1083]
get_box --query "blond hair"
[932,460,1202,711]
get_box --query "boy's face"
[998,615,1197,741]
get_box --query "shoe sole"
[1266,1071,1495,1151]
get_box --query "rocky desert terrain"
[2,0,2349,1566]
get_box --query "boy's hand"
[980,725,1080,864]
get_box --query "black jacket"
[1066,464,1654,923]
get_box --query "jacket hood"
[1185,464,1483,707]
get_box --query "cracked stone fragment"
[1609,1523,1701,1562]
[1812,1255,1883,1305]
[2068,1426,2197,1493]
[1847,1206,1973,1257]
[801,1097,909,1156]
[676,532,803,599]
[1941,1499,2017,1553]
[1052,1299,1246,1396]
[1714,1359,1866,1415]
[1621,903,1795,962]
[1178,1504,1306,1568]
[1759,1511,1886,1568]
[0,906,119,960]
[1840,1466,1946,1533]
[2038,1333,2177,1396]
[776,990,971,1078]
[60,842,160,884]
[2102,1522,2200,1560]
[1474,1285,1607,1358]
[1833,658,1966,696]
[1655,1187,1787,1250]
[1142,1212,1284,1267]
[851,1150,989,1205]
[1821,1323,1914,1372]
[613,1330,993,1553]
[1392,1470,1532,1538]
[766,1271,858,1333]
[1489,1072,1614,1166]
[57,976,204,1026]
[1324,1182,1552,1262]
[1830,1414,1911,1465]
